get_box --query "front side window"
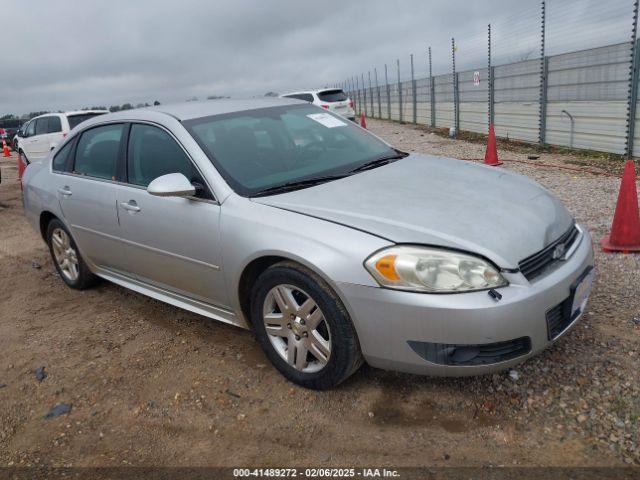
[127,124,202,189]
[185,104,396,196]
[47,116,62,133]
[26,121,35,136]
[74,124,124,180]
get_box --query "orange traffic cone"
[360,112,367,129]
[2,140,10,158]
[600,159,640,253]
[17,153,27,190]
[484,124,502,166]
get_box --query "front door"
[116,123,229,308]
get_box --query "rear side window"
[68,113,107,130]
[127,123,200,188]
[35,118,49,135]
[74,124,124,180]
[47,116,62,133]
[52,140,74,172]
[317,90,348,102]
[285,94,314,102]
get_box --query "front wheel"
[251,261,363,390]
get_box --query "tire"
[46,219,98,290]
[251,261,363,390]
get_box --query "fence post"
[397,59,403,123]
[626,0,640,158]
[429,46,435,127]
[385,64,391,120]
[488,24,495,128]
[538,0,548,146]
[361,73,367,117]
[355,76,361,116]
[375,68,381,118]
[411,53,417,124]
[452,38,459,135]
[368,71,374,116]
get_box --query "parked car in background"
[281,88,355,121]
[18,110,108,163]
[22,98,594,390]
[12,121,30,151]
[2,127,19,147]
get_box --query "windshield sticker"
[306,113,347,128]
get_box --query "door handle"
[120,200,141,212]
[57,186,72,196]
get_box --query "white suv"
[281,89,355,121]
[18,110,108,163]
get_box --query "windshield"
[67,113,107,130]
[185,104,396,196]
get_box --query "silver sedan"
[22,98,595,389]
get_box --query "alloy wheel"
[51,228,79,282]
[262,284,332,373]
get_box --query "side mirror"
[147,173,196,198]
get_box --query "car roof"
[30,110,109,120]
[79,97,307,125]
[281,88,345,96]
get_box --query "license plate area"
[546,266,594,340]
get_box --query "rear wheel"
[46,219,98,290]
[251,261,363,389]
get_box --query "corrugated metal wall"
[350,41,637,156]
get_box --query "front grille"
[408,337,531,366]
[546,297,575,340]
[519,225,580,281]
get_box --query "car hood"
[252,154,574,268]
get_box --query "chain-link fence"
[339,0,640,157]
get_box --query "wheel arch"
[39,211,60,241]
[235,252,357,330]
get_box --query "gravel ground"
[0,120,639,469]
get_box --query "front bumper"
[337,226,595,376]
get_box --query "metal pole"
[361,73,367,117]
[368,71,374,116]
[385,64,391,120]
[452,38,459,135]
[411,53,417,124]
[397,59,403,123]
[375,68,381,119]
[355,75,360,116]
[488,24,495,128]
[429,46,435,127]
[538,0,548,146]
[626,0,640,158]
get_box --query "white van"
[18,110,108,163]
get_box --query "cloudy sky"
[2,0,631,116]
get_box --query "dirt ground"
[1,120,639,470]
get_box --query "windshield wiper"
[251,174,351,197]
[349,150,409,173]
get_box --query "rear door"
[55,123,130,274]
[45,115,65,151]
[115,122,229,308]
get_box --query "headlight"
[364,246,508,293]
